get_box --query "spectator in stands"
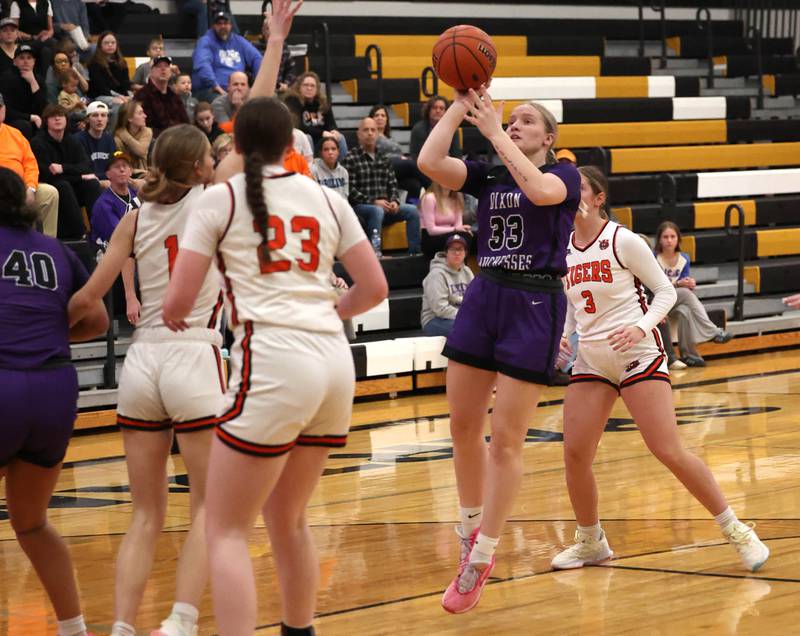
[175,73,198,121]
[420,180,471,259]
[86,31,131,106]
[0,92,59,235]
[0,44,46,139]
[370,103,424,203]
[191,11,262,102]
[0,18,20,76]
[555,148,577,165]
[655,220,732,367]
[8,0,54,76]
[284,71,347,155]
[283,144,311,177]
[51,0,90,52]
[311,136,348,199]
[193,100,223,142]
[211,70,248,124]
[31,103,100,238]
[46,45,88,103]
[88,149,139,250]
[131,37,167,92]
[113,100,151,178]
[784,294,800,308]
[57,71,86,117]
[260,14,295,93]
[177,0,208,40]
[211,132,232,166]
[75,101,114,188]
[410,95,461,159]
[292,126,313,164]
[343,116,421,255]
[85,0,126,36]
[134,55,189,137]
[420,233,473,337]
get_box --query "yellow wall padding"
[610,142,800,174]
[354,35,527,57]
[595,77,648,98]
[756,228,800,257]
[666,36,681,56]
[382,221,408,250]
[693,199,756,229]
[558,120,727,149]
[682,235,696,261]
[743,265,761,294]
[611,207,633,229]
[763,75,776,96]
[341,80,358,101]
[381,56,600,80]
[126,57,136,78]
[393,103,410,127]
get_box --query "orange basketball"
[432,25,497,92]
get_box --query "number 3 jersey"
[133,184,224,330]
[564,221,676,342]
[181,166,366,333]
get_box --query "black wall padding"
[379,255,430,289]
[676,36,794,57]
[675,76,701,97]
[628,203,694,234]
[774,74,800,96]
[725,55,797,77]
[608,174,698,204]
[290,17,744,39]
[693,230,757,264]
[563,98,673,123]
[389,295,423,330]
[356,79,420,103]
[755,197,800,226]
[292,34,357,57]
[758,259,800,294]
[727,119,800,143]
[526,36,605,56]
[351,344,368,378]
[307,56,370,81]
[725,96,752,120]
[599,57,651,76]
[706,308,726,329]
[461,127,492,158]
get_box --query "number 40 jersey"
[133,184,223,330]
[182,166,366,334]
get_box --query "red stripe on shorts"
[216,427,297,457]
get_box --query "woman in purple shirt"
[418,89,580,613]
[0,167,108,636]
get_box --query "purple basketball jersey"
[0,227,89,369]
[461,160,580,274]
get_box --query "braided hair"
[234,97,293,263]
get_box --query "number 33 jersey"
[564,220,676,342]
[133,184,224,330]
[182,166,366,333]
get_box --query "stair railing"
[725,203,746,322]
[696,8,715,89]
[365,44,384,106]
[746,25,764,109]
[312,22,332,104]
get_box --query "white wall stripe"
[489,77,597,100]
[696,168,800,199]
[647,75,676,98]
[673,96,726,120]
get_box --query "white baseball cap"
[86,101,109,115]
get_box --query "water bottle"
[371,228,382,257]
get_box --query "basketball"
[432,25,497,91]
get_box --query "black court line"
[604,563,800,584]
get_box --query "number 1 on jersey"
[164,234,179,277]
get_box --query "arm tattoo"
[496,147,529,183]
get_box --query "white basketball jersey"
[181,166,366,333]
[133,185,223,330]
[564,221,651,342]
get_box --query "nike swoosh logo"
[531,300,543,306]
[467,513,481,518]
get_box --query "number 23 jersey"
[564,221,676,342]
[181,167,366,333]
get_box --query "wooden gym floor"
[2,349,800,635]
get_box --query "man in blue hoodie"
[192,11,262,102]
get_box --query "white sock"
[57,615,87,636]
[715,506,739,532]
[469,532,499,566]
[459,506,483,537]
[169,601,199,629]
[577,522,603,541]
[111,620,136,636]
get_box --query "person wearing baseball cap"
[0,18,19,75]
[556,148,577,165]
[0,42,46,139]
[75,101,115,188]
[420,232,475,337]
[191,6,261,101]
[133,53,188,137]
[89,150,141,249]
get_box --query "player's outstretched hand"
[461,84,504,141]
[607,325,646,352]
[263,0,303,42]
[126,295,141,326]
[783,293,800,309]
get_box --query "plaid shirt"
[134,80,189,138]
[342,146,399,206]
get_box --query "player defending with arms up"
[552,166,769,573]
[418,88,580,612]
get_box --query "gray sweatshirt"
[311,158,349,199]
[421,252,474,327]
